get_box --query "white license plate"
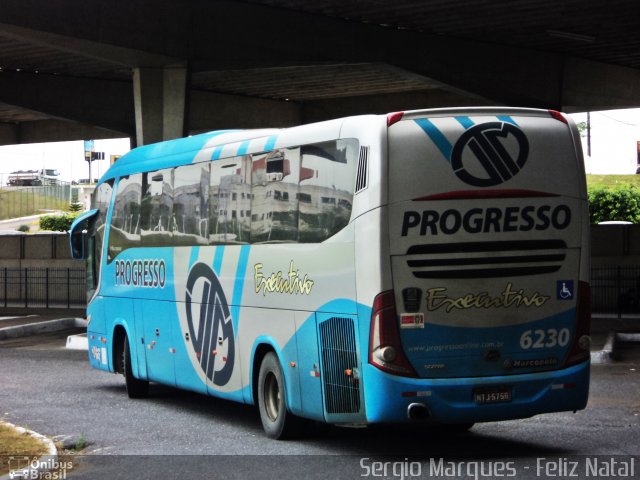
[473,387,512,404]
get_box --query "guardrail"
[0,267,86,309]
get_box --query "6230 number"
[519,328,570,349]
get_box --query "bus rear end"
[365,108,590,425]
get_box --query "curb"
[590,330,640,364]
[616,332,640,343]
[65,333,88,350]
[590,331,617,364]
[0,422,57,480]
[0,318,87,341]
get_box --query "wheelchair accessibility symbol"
[557,280,574,300]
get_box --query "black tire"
[257,352,303,439]
[123,336,149,398]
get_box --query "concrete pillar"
[133,65,188,146]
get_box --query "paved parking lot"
[1,317,639,478]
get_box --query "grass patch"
[0,422,50,476]
[587,174,640,189]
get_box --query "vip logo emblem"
[185,262,235,386]
[451,122,529,187]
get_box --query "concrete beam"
[0,0,190,61]
[562,58,640,111]
[0,70,301,142]
[0,22,180,67]
[0,119,124,146]
[1,0,638,111]
[187,1,567,107]
[0,72,134,135]
[188,90,301,132]
[301,90,493,124]
[2,0,639,140]
[0,123,18,145]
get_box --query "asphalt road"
[1,330,639,479]
[0,212,63,232]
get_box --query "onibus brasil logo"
[185,262,235,386]
[451,121,529,187]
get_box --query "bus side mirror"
[68,209,99,260]
[70,228,88,259]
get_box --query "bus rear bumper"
[363,361,589,424]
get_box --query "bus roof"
[100,128,280,184]
[98,107,567,186]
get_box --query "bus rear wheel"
[257,352,303,439]
[122,336,149,399]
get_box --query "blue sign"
[557,280,574,300]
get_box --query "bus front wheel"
[257,352,303,439]
[122,336,149,399]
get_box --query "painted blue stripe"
[213,246,224,275]
[231,245,251,332]
[414,118,452,162]
[498,115,518,126]
[455,116,475,129]
[188,246,200,269]
[211,145,224,160]
[237,140,251,156]
[100,130,237,183]
[264,135,278,151]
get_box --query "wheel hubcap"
[264,372,280,422]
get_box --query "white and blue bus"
[70,108,591,439]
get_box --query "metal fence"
[0,267,86,308]
[0,184,71,221]
[591,265,640,316]
[0,265,638,314]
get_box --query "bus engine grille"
[406,239,567,279]
[319,317,361,414]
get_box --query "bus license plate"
[473,387,512,404]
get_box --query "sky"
[0,137,131,185]
[0,108,638,184]
[569,109,640,174]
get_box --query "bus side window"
[209,156,251,244]
[250,149,300,243]
[173,162,210,246]
[92,180,113,271]
[298,139,358,242]
[140,168,173,247]
[108,174,142,262]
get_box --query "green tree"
[68,202,84,213]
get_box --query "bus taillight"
[564,281,592,367]
[369,290,418,377]
[548,110,569,124]
[387,111,405,127]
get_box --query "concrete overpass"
[0,0,639,147]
